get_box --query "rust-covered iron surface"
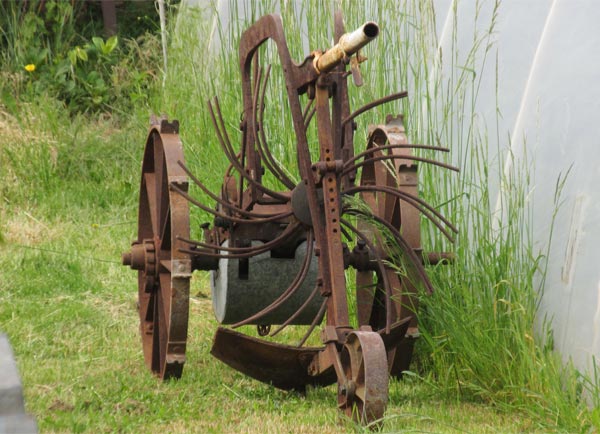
[123,10,456,427]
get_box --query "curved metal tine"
[341,91,408,127]
[170,183,292,224]
[342,154,459,176]
[179,247,284,260]
[270,281,320,337]
[231,230,315,328]
[297,298,327,348]
[344,143,450,169]
[341,218,393,334]
[216,94,292,201]
[208,99,289,202]
[254,64,296,189]
[344,207,434,295]
[177,161,281,219]
[269,231,320,336]
[304,106,316,131]
[177,223,302,260]
[177,222,300,253]
[258,66,297,188]
[302,97,314,121]
[344,185,457,241]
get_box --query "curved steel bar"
[177,222,300,253]
[343,143,450,169]
[340,218,393,334]
[170,183,293,224]
[209,98,290,202]
[178,161,282,219]
[344,185,458,241]
[304,106,316,130]
[177,223,302,261]
[255,65,296,189]
[297,298,327,348]
[302,97,314,121]
[344,207,434,295]
[270,279,320,337]
[342,154,459,177]
[231,229,315,328]
[217,94,292,200]
[341,91,408,127]
[179,247,286,260]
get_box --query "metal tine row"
[177,221,301,260]
[297,299,327,348]
[270,221,358,339]
[343,207,435,295]
[177,161,284,219]
[253,64,296,189]
[345,143,451,167]
[343,185,457,242]
[208,97,289,202]
[231,229,315,328]
[342,154,459,177]
[341,91,409,127]
[170,183,292,225]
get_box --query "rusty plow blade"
[378,316,411,350]
[211,327,335,391]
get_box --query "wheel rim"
[134,120,191,380]
[338,331,388,426]
[356,116,420,373]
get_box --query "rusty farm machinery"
[122,12,456,426]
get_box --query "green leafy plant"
[0,1,161,115]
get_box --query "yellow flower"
[24,64,35,72]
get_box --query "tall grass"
[163,0,599,431]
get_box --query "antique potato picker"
[122,11,456,426]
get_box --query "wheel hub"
[122,240,157,292]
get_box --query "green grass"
[1,0,599,432]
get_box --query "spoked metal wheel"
[355,116,422,376]
[338,331,389,427]
[122,119,191,380]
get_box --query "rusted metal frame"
[344,185,457,241]
[344,207,434,295]
[344,143,450,169]
[231,229,315,328]
[238,15,335,337]
[209,98,290,203]
[254,64,296,189]
[424,252,455,264]
[341,91,408,127]
[340,218,393,334]
[238,15,318,204]
[177,161,282,219]
[170,183,292,225]
[308,339,347,382]
[332,12,355,191]
[314,81,352,332]
[342,153,459,177]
